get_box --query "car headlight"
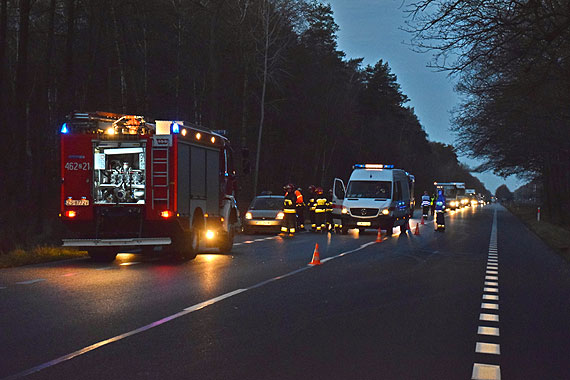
[276,212,284,220]
[245,212,252,220]
[341,207,348,214]
[382,209,389,215]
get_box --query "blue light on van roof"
[353,164,394,169]
[171,122,180,134]
[60,123,69,134]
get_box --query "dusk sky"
[327,0,522,193]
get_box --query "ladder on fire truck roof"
[151,145,170,209]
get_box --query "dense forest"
[0,0,489,252]
[406,0,570,225]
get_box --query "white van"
[332,164,413,235]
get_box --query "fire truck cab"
[60,111,239,261]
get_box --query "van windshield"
[346,181,391,199]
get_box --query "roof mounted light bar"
[353,164,394,169]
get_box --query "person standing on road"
[307,185,317,231]
[326,189,334,231]
[295,187,305,230]
[421,191,431,217]
[434,189,446,231]
[314,187,327,232]
[282,184,297,235]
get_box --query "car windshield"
[346,181,391,199]
[250,197,283,210]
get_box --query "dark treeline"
[406,0,570,225]
[0,0,487,252]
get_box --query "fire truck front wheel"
[218,229,234,253]
[88,248,117,262]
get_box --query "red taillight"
[161,211,172,218]
[65,210,77,218]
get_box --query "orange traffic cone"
[309,243,322,265]
[376,228,383,243]
[420,215,425,225]
[414,222,420,235]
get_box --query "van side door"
[332,178,345,218]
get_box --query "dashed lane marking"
[119,262,141,266]
[480,313,499,322]
[476,342,501,355]
[481,302,499,310]
[473,209,501,379]
[472,363,501,380]
[478,326,500,336]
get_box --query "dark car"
[243,195,285,234]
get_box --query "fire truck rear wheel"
[88,248,117,262]
[174,230,198,261]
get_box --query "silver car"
[243,195,285,234]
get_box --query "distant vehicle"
[434,182,466,210]
[243,195,285,234]
[332,164,413,235]
[466,188,478,206]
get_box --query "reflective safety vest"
[326,197,333,212]
[295,190,304,206]
[308,197,316,211]
[283,198,296,213]
[284,192,297,213]
[315,197,327,213]
[421,195,431,206]
[435,197,446,211]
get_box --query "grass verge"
[0,246,87,268]
[506,203,570,262]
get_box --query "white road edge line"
[2,240,378,380]
[15,279,46,285]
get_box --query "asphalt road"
[1,204,569,380]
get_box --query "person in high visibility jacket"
[295,187,305,230]
[314,187,327,232]
[421,191,431,217]
[282,184,297,234]
[434,189,446,231]
[307,185,317,231]
[326,189,334,231]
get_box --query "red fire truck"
[59,111,239,261]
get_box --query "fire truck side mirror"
[241,147,251,175]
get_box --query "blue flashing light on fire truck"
[59,111,239,262]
